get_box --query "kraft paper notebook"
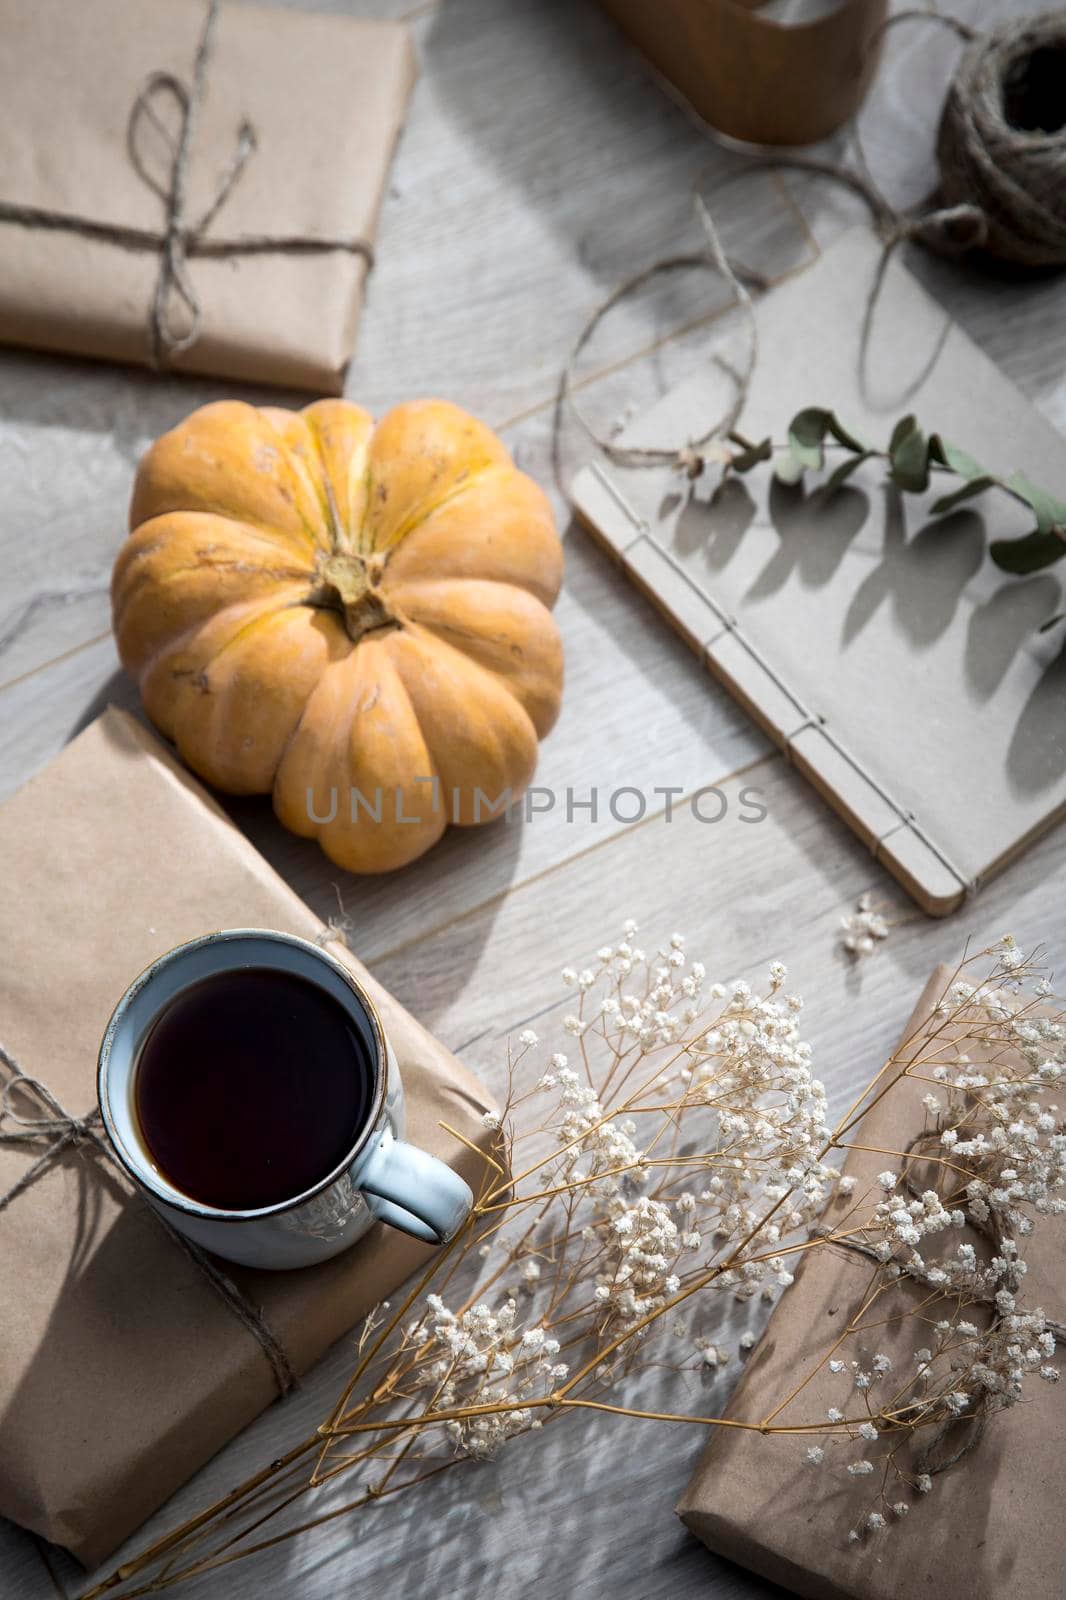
[572,229,1066,915]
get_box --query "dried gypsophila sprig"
[300,933,1066,1514]
[83,930,1065,1597]
[839,890,899,959]
[797,934,1066,1541]
[304,934,836,1470]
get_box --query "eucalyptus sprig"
[721,408,1066,588]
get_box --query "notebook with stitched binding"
[571,228,1066,915]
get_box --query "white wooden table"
[3,1,1065,1595]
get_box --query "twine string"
[0,1042,296,1396]
[557,191,766,477]
[0,0,374,365]
[0,1068,104,1213]
[131,0,230,361]
[559,8,1066,477]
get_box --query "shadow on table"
[421,0,791,329]
[0,346,301,465]
[267,1354,792,1600]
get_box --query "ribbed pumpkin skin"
[113,398,564,873]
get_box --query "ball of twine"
[936,9,1066,268]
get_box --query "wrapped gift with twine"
[0,709,500,1566]
[678,965,1066,1600]
[0,0,417,390]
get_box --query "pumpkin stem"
[315,553,397,643]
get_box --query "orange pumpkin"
[112,398,564,872]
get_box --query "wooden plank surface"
[3,0,1065,1596]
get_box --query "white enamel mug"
[97,929,473,1270]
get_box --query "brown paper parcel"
[677,965,1066,1600]
[0,0,416,391]
[0,708,500,1567]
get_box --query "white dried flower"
[338,933,1066,1543]
[840,894,893,958]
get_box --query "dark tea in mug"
[134,967,373,1210]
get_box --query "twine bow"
[128,0,253,364]
[0,0,375,367]
[0,1064,110,1214]
[0,1042,297,1396]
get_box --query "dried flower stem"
[83,931,1065,1596]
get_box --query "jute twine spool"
[936,9,1066,268]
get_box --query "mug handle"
[360,1128,473,1245]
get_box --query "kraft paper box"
[0,709,499,1567]
[0,0,417,391]
[678,966,1066,1600]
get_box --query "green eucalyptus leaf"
[786,407,868,457]
[927,435,989,481]
[778,408,868,488]
[728,435,773,474]
[825,415,870,453]
[889,420,931,494]
[889,415,918,455]
[773,448,808,487]
[1006,472,1066,536]
[989,529,1066,574]
[786,407,833,470]
[930,476,998,515]
[822,451,873,495]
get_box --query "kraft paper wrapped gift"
[0,708,499,1567]
[678,966,1066,1600]
[0,0,417,390]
